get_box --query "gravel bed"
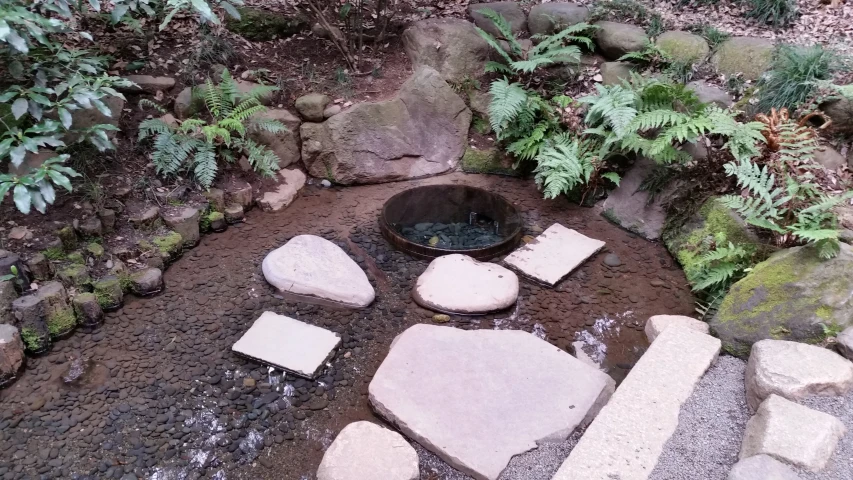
[797,387,853,480]
[651,355,750,480]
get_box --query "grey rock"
[72,293,104,330]
[295,93,331,122]
[258,169,306,212]
[300,66,470,185]
[98,208,117,233]
[11,295,50,352]
[468,2,527,37]
[0,324,24,386]
[813,146,846,171]
[528,3,588,35]
[162,207,201,248]
[603,253,621,267]
[0,281,17,325]
[656,31,710,63]
[600,156,675,240]
[129,206,160,229]
[130,268,163,296]
[74,216,103,237]
[711,244,853,357]
[595,21,649,60]
[600,61,634,86]
[728,454,801,480]
[323,104,342,118]
[838,327,853,361]
[403,18,491,82]
[224,180,253,208]
[413,254,519,314]
[711,37,775,81]
[0,250,29,287]
[745,339,853,411]
[121,75,176,94]
[224,204,245,224]
[645,315,710,343]
[820,97,853,134]
[687,81,734,108]
[504,223,605,286]
[26,253,52,281]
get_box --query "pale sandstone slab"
[413,254,518,314]
[232,311,341,378]
[552,326,721,480]
[316,421,418,480]
[740,394,846,472]
[262,235,375,308]
[745,339,853,411]
[727,454,801,480]
[258,169,306,212]
[503,223,604,286]
[645,314,710,343]
[369,324,614,480]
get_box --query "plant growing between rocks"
[746,0,799,28]
[755,44,846,112]
[138,69,286,189]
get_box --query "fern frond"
[485,61,514,74]
[138,119,173,140]
[510,57,555,73]
[488,79,528,136]
[192,144,218,189]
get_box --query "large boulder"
[711,37,775,81]
[300,67,470,185]
[402,18,492,82]
[528,3,588,35]
[413,254,519,314]
[316,421,419,480]
[600,61,634,85]
[711,244,853,357]
[594,21,649,60]
[468,2,527,38]
[599,156,675,240]
[655,31,709,63]
[820,97,853,134]
[250,109,301,168]
[369,324,614,480]
[262,235,375,308]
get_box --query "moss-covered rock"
[86,242,105,258]
[93,277,123,310]
[655,31,710,63]
[20,326,48,353]
[56,225,78,251]
[66,251,85,265]
[710,244,853,357]
[663,196,763,281]
[460,147,522,176]
[144,231,183,264]
[57,264,91,289]
[711,36,774,81]
[226,7,306,41]
[47,307,77,338]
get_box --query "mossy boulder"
[86,242,105,258]
[710,244,853,357]
[93,277,123,310]
[460,147,522,176]
[655,31,709,63]
[663,197,762,282]
[47,307,77,338]
[143,231,183,264]
[711,36,774,81]
[57,264,91,288]
[226,7,306,41]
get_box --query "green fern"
[138,68,286,189]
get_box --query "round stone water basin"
[379,185,522,261]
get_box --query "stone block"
[317,421,418,480]
[503,223,605,286]
[645,315,710,343]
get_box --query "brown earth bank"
[0,172,694,480]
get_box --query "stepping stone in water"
[316,421,419,480]
[503,223,605,286]
[413,254,518,314]
[645,314,710,343]
[262,235,375,308]
[232,311,341,379]
[728,454,801,480]
[740,394,846,472]
[369,324,615,480]
[745,339,853,411]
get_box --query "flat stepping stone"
[413,254,518,314]
[316,421,419,480]
[503,223,604,286]
[645,314,709,343]
[262,235,375,308]
[553,326,720,480]
[728,454,801,480]
[745,339,853,411]
[740,394,846,472]
[232,311,341,378]
[369,324,614,480]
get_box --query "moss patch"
[93,277,123,309]
[20,327,45,352]
[43,247,65,261]
[151,231,183,259]
[47,307,77,337]
[58,264,91,287]
[226,7,306,41]
[67,251,85,265]
[460,147,521,176]
[86,242,105,258]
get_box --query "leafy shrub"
[618,42,671,69]
[589,0,649,22]
[138,70,285,189]
[487,80,567,162]
[687,232,756,293]
[746,0,799,28]
[533,135,621,201]
[475,9,595,74]
[756,44,843,112]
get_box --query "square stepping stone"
[503,223,605,286]
[232,311,341,378]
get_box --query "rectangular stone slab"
[232,311,341,379]
[503,223,605,286]
[552,326,721,480]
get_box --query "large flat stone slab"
[645,314,710,343]
[552,326,721,480]
[262,235,375,308]
[369,324,614,480]
[232,311,341,378]
[413,254,518,314]
[317,421,418,480]
[503,223,604,286]
[745,339,853,411]
[728,454,801,480]
[740,394,846,472]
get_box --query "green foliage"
[720,157,852,258]
[687,232,756,293]
[756,44,843,112]
[746,0,799,28]
[20,327,43,351]
[476,9,595,75]
[645,13,666,38]
[580,76,766,165]
[533,135,620,201]
[664,60,695,84]
[687,23,730,49]
[449,76,481,97]
[43,247,65,261]
[589,0,649,22]
[139,70,285,189]
[618,42,671,68]
[487,79,565,164]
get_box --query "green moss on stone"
[20,327,44,351]
[226,7,306,41]
[57,226,78,251]
[86,242,105,258]
[47,307,77,337]
[817,305,834,320]
[93,277,122,309]
[67,251,85,265]
[58,264,91,287]
[208,211,224,222]
[460,147,520,176]
[152,231,183,257]
[43,247,65,261]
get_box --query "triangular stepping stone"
[262,235,375,308]
[503,223,605,286]
[232,311,341,378]
[413,254,518,314]
[369,324,615,480]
